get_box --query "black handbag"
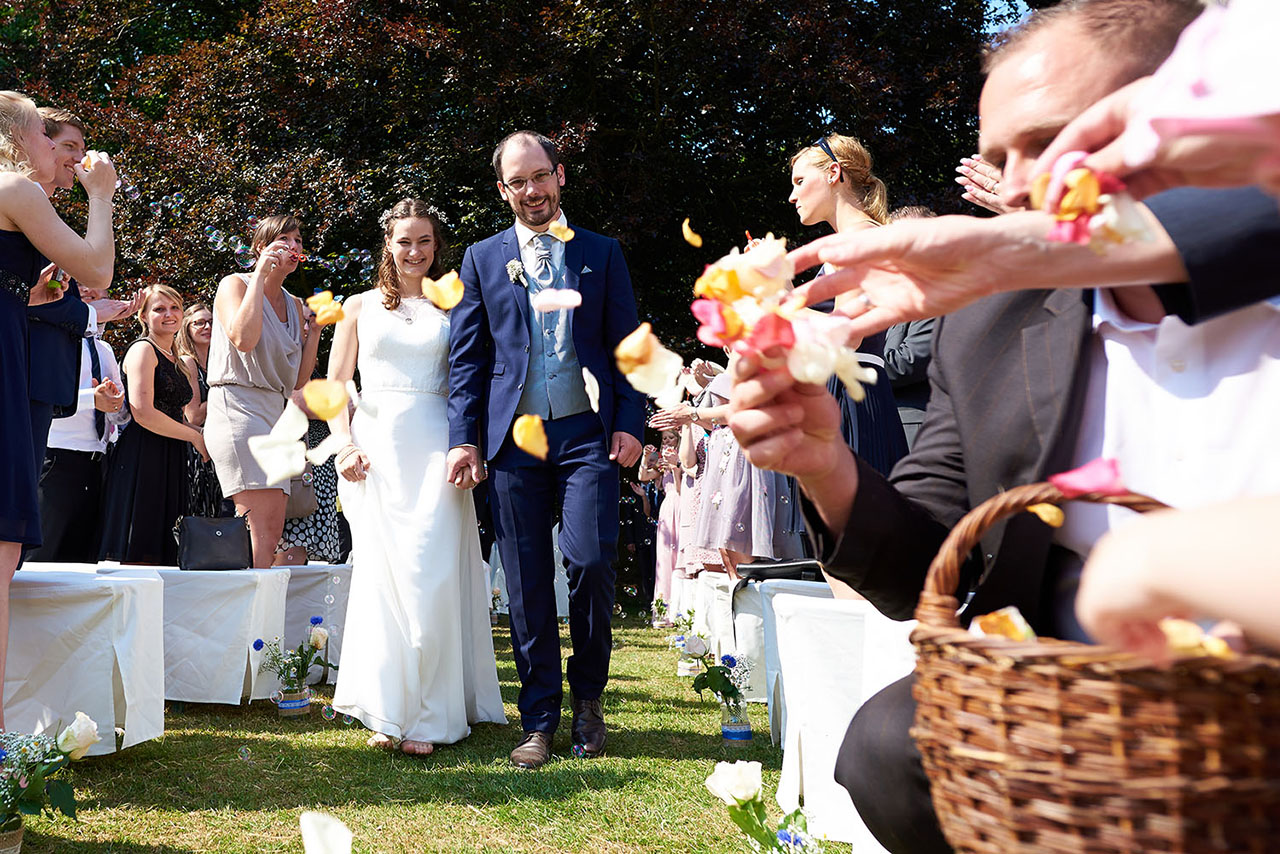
[172,515,253,570]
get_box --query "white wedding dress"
[331,292,506,744]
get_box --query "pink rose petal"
[740,312,795,354]
[1048,458,1127,499]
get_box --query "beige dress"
[205,279,302,496]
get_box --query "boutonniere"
[506,259,526,287]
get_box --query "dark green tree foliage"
[4,0,995,357]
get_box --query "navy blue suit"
[448,222,644,734]
[27,282,90,473]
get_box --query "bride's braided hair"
[376,198,448,311]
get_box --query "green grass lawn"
[23,620,850,853]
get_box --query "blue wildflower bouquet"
[691,653,752,705]
[1,712,100,832]
[253,616,338,692]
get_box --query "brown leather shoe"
[510,731,553,770]
[570,695,606,758]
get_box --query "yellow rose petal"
[1060,167,1102,218]
[1029,173,1052,211]
[513,414,549,460]
[682,217,703,248]
[548,222,575,242]
[1026,503,1065,528]
[615,323,657,374]
[424,271,464,310]
[302,378,349,421]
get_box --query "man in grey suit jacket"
[728,1,1277,850]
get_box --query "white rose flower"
[704,760,763,806]
[309,626,330,650]
[56,711,101,760]
[683,635,709,657]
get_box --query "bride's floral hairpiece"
[379,204,450,232]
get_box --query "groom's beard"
[513,188,560,228]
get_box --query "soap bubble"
[149,201,162,216]
[246,214,260,230]
[125,185,141,201]
[623,586,637,597]
[322,705,337,721]
[331,575,342,585]
[237,746,252,761]
[235,246,255,269]
[270,690,283,705]
[342,714,354,725]
[612,603,623,616]
[324,594,335,605]
[171,191,186,207]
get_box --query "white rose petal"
[704,760,764,806]
[623,345,685,397]
[306,433,349,466]
[56,711,101,760]
[309,626,329,650]
[530,289,583,313]
[301,811,353,854]
[582,367,600,413]
[834,349,878,403]
[787,337,838,386]
[344,380,379,419]
[248,434,306,486]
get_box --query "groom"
[446,131,645,769]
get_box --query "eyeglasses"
[191,319,212,328]
[502,169,555,193]
[812,137,844,183]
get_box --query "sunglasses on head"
[812,137,844,183]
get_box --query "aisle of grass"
[24,619,850,853]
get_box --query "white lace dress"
[331,293,506,744]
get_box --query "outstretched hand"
[789,214,1041,338]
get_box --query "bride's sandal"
[400,739,435,756]
[367,733,401,752]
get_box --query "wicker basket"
[910,482,1280,853]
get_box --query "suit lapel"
[501,227,530,328]
[564,226,585,351]
[1020,288,1094,478]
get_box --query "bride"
[327,198,505,755]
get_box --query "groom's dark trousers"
[490,411,618,733]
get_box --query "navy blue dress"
[825,329,909,477]
[0,230,43,547]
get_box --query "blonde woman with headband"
[788,133,908,476]
[99,284,205,564]
[0,90,117,727]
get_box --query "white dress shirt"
[46,337,128,453]
[514,209,568,275]
[1057,289,1280,559]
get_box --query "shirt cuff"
[83,304,98,338]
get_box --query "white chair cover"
[731,579,833,744]
[281,563,352,684]
[6,568,165,754]
[99,567,289,704]
[772,594,916,847]
[693,571,735,660]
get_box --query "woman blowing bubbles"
[205,216,321,568]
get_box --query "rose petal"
[302,379,349,421]
[681,217,703,248]
[530,288,583,313]
[548,222,575,242]
[582,367,600,413]
[306,432,349,466]
[300,811,353,854]
[424,271,464,310]
[786,337,838,385]
[624,346,685,397]
[615,323,658,374]
[513,414,549,460]
[1048,457,1127,499]
[247,434,306,486]
[1026,503,1065,528]
[743,312,795,354]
